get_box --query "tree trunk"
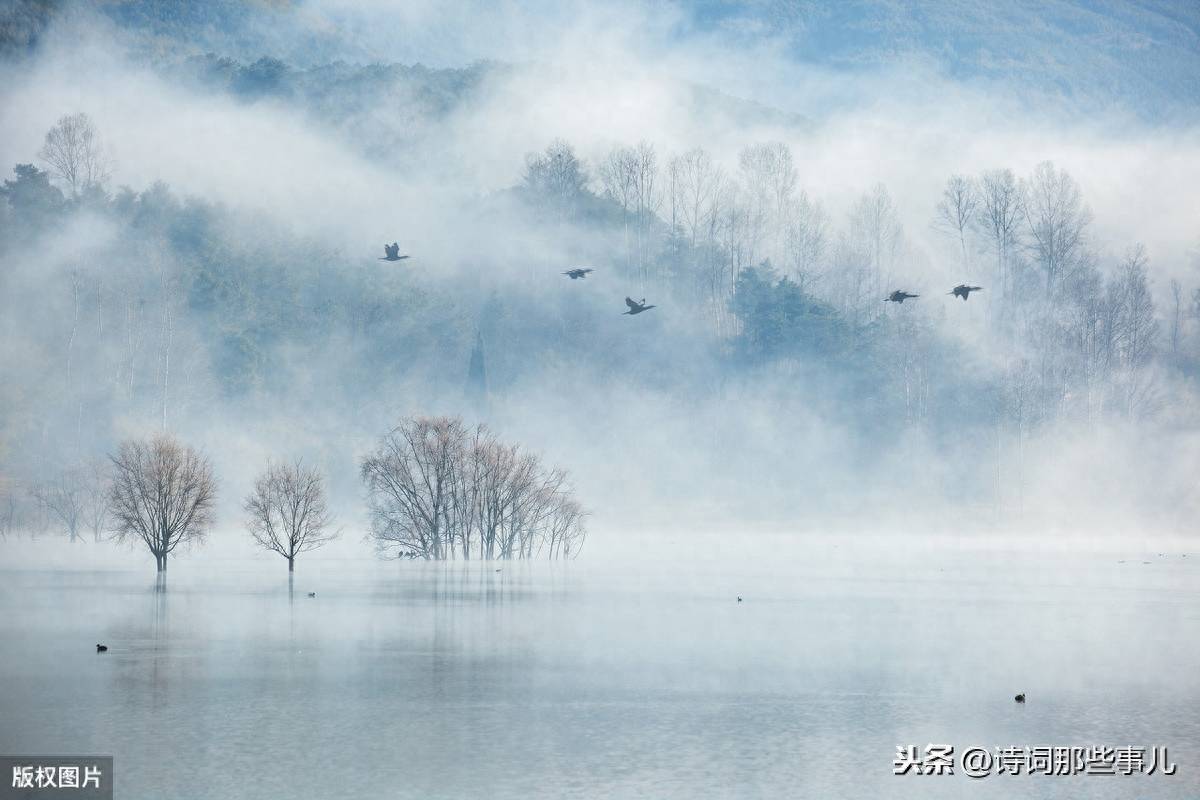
[288,555,294,573]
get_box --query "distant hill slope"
[684,0,1200,120]
[3,0,1197,122]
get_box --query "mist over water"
[2,535,1198,798]
[2,1,1200,797]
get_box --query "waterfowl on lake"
[307,592,316,598]
[1014,693,1025,703]
[96,644,108,652]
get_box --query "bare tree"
[0,477,17,539]
[976,168,1022,302]
[361,416,468,560]
[598,145,638,269]
[934,174,978,275]
[1021,161,1092,296]
[39,113,110,198]
[1107,244,1159,417]
[33,467,85,543]
[244,459,338,572]
[631,141,660,283]
[108,434,216,572]
[522,139,588,222]
[738,142,797,267]
[81,458,110,542]
[850,184,902,276]
[545,494,587,559]
[1168,278,1183,360]
[783,191,828,290]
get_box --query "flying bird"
[885,290,919,303]
[96,644,108,653]
[1014,693,1026,703]
[949,284,983,300]
[380,242,410,262]
[307,592,316,598]
[624,297,656,315]
[563,268,594,279]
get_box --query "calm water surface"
[1,537,1197,798]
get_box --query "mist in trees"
[1,6,1199,548]
[38,112,111,200]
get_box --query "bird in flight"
[380,242,410,262]
[949,284,983,300]
[563,268,594,280]
[885,290,919,303]
[624,297,656,315]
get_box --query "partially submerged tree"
[244,459,338,571]
[361,416,586,560]
[108,434,215,572]
[81,458,110,542]
[33,467,85,543]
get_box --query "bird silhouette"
[885,290,919,303]
[307,592,316,598]
[949,284,983,300]
[624,297,656,315]
[380,243,410,262]
[737,596,743,602]
[1014,693,1026,703]
[96,644,108,652]
[563,268,594,279]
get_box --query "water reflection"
[0,548,1197,799]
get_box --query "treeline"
[2,415,586,565]
[513,137,1199,428]
[3,109,1200,533]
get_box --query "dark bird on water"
[96,644,108,652]
[380,242,410,262]
[307,592,316,598]
[885,290,919,303]
[624,297,656,315]
[1014,693,1025,703]
[737,596,743,603]
[563,268,594,279]
[950,284,983,300]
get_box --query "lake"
[1,533,1197,798]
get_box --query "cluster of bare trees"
[581,136,1171,430]
[932,162,1161,422]
[527,135,1179,435]
[1,432,340,577]
[11,419,585,568]
[107,435,345,574]
[0,460,111,543]
[361,416,587,561]
[578,138,913,335]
